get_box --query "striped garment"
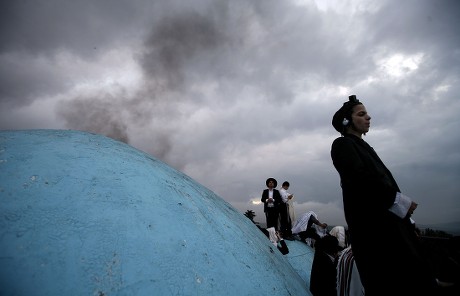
[337,247,364,296]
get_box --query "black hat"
[266,178,277,188]
[332,95,362,134]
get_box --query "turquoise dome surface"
[0,130,312,295]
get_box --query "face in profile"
[350,104,371,135]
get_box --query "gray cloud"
[0,0,143,55]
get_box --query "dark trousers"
[298,228,321,242]
[279,203,291,236]
[277,240,289,255]
[265,207,279,230]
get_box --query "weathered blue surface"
[0,130,312,295]
[284,241,314,285]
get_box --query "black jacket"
[331,133,399,228]
[261,188,282,213]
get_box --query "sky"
[1,0,459,227]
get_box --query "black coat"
[331,134,399,228]
[331,134,437,295]
[261,188,282,213]
[310,251,337,296]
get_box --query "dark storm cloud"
[367,0,460,54]
[72,0,319,165]
[0,0,143,55]
[0,0,146,107]
[364,0,460,88]
[0,53,68,107]
[56,6,232,161]
[133,0,351,106]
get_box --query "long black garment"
[261,189,282,230]
[331,134,437,295]
[310,250,337,296]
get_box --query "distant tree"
[423,228,453,238]
[244,210,256,223]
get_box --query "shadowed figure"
[310,235,340,296]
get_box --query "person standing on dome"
[261,178,282,230]
[330,95,438,295]
[279,181,294,238]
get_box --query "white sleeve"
[280,189,288,203]
[388,192,412,218]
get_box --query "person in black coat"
[310,235,340,296]
[261,178,282,230]
[330,95,438,295]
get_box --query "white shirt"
[267,189,274,207]
[389,192,412,218]
[279,187,291,203]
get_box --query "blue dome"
[0,130,312,295]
